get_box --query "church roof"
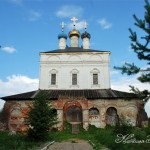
[1,89,138,101]
[41,47,110,53]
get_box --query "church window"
[72,74,77,85]
[90,68,100,86]
[70,69,79,87]
[51,74,56,85]
[93,74,98,85]
[49,69,58,87]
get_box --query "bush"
[133,128,147,140]
[113,115,133,134]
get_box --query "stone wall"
[3,101,32,132]
[3,98,144,132]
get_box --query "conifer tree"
[114,0,150,101]
[27,92,57,141]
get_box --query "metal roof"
[1,89,138,101]
[41,47,110,53]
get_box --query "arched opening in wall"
[65,106,82,123]
[63,101,82,123]
[106,107,119,126]
[89,107,100,127]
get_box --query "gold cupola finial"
[69,17,80,38]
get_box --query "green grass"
[0,131,43,150]
[50,124,150,150]
[0,123,150,150]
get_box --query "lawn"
[0,131,43,150]
[50,123,150,150]
[0,123,150,150]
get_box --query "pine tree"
[114,0,150,101]
[27,92,57,141]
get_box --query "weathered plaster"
[3,98,145,132]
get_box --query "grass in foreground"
[50,124,150,150]
[0,123,150,150]
[0,131,42,150]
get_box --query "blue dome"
[81,31,91,39]
[58,33,67,39]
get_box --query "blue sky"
[0,0,150,115]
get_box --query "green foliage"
[138,73,150,83]
[114,63,140,75]
[114,0,150,103]
[0,131,40,150]
[63,121,72,133]
[129,85,150,102]
[129,0,150,66]
[133,128,147,140]
[113,115,133,135]
[1,124,150,150]
[27,93,57,141]
[143,118,150,135]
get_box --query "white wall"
[39,51,110,90]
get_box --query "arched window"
[89,108,99,115]
[90,68,100,86]
[70,69,79,87]
[49,69,58,86]
[106,107,119,126]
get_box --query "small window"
[93,74,98,85]
[72,74,77,85]
[51,74,56,85]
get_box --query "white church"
[1,17,148,132]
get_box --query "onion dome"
[58,33,67,39]
[81,31,91,39]
[69,29,80,38]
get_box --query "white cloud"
[0,75,39,109]
[111,72,150,117]
[56,5,83,18]
[111,70,149,92]
[1,46,16,53]
[28,10,42,21]
[98,18,112,29]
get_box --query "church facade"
[1,17,147,132]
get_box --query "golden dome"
[69,29,80,38]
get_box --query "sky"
[0,0,150,116]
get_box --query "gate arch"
[63,101,82,123]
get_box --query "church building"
[1,17,147,132]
